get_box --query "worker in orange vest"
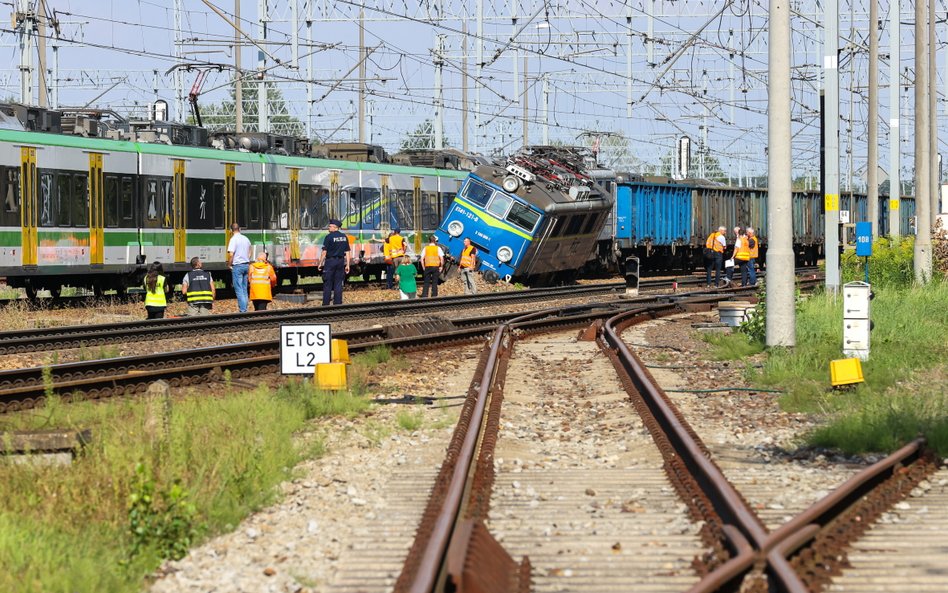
[733,228,751,286]
[248,252,278,311]
[386,229,405,291]
[419,235,444,298]
[704,226,727,288]
[745,227,759,286]
[458,237,478,295]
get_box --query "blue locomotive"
[435,150,612,285]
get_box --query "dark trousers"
[385,262,395,289]
[421,266,440,298]
[748,259,757,285]
[322,258,346,305]
[705,253,723,286]
[252,300,269,311]
[735,260,749,286]
[145,306,165,319]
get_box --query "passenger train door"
[328,170,340,221]
[288,168,301,260]
[224,163,236,245]
[172,159,186,263]
[379,174,391,232]
[19,147,37,266]
[88,152,104,265]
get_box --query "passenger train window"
[236,183,249,226]
[144,178,160,226]
[212,182,223,229]
[121,178,134,224]
[505,202,540,233]
[2,168,18,217]
[360,187,379,228]
[395,190,414,229]
[423,191,439,228]
[248,184,260,225]
[566,214,586,235]
[462,179,493,207]
[73,174,88,228]
[486,194,513,218]
[105,175,119,227]
[160,180,172,228]
[39,172,54,227]
[56,173,71,227]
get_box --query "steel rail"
[600,305,812,593]
[0,283,627,355]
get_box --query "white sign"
[839,210,850,224]
[280,324,331,375]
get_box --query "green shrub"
[127,463,199,561]
[274,378,370,420]
[841,236,915,288]
[700,332,764,360]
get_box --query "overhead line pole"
[462,18,469,152]
[235,0,243,132]
[914,0,933,283]
[929,0,938,228]
[867,0,878,238]
[889,0,900,237]
[258,0,269,133]
[358,2,365,143]
[823,0,841,293]
[475,0,483,154]
[767,0,794,347]
[37,0,48,107]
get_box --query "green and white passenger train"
[0,111,469,297]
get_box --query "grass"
[701,332,765,361]
[396,408,424,432]
[78,343,122,362]
[751,282,948,456]
[0,347,400,593]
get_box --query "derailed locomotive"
[435,146,612,286]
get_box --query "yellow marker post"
[830,358,864,387]
[330,339,350,364]
[315,363,348,391]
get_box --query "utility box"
[843,281,871,360]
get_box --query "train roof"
[474,164,612,214]
[0,127,469,179]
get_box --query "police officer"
[181,256,215,315]
[319,218,350,305]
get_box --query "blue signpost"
[855,221,872,282]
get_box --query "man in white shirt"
[227,223,253,313]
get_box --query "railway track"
[382,280,942,593]
[0,282,628,355]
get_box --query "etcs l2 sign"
[280,324,331,375]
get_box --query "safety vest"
[735,236,751,261]
[423,244,441,268]
[390,234,405,258]
[459,245,477,269]
[383,241,393,264]
[706,232,725,253]
[747,236,759,259]
[248,262,276,301]
[144,275,167,307]
[184,269,214,303]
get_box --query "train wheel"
[483,270,500,285]
[23,280,37,300]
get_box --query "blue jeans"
[748,259,757,285]
[232,263,249,312]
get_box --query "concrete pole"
[768,0,795,347]
[462,19,469,152]
[511,0,519,105]
[823,0,841,292]
[358,3,365,143]
[174,0,183,120]
[867,0,878,238]
[434,35,444,150]
[235,0,243,132]
[929,0,938,227]
[366,100,373,143]
[37,0,48,108]
[889,0,900,237]
[475,0,483,153]
[542,75,549,144]
[914,0,933,283]
[258,0,268,133]
[51,40,58,109]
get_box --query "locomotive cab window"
[462,179,493,207]
[486,193,513,218]
[505,201,540,233]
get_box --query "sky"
[0,0,943,186]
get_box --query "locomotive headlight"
[502,175,521,193]
[447,220,464,237]
[497,246,514,263]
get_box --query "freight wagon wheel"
[23,280,37,300]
